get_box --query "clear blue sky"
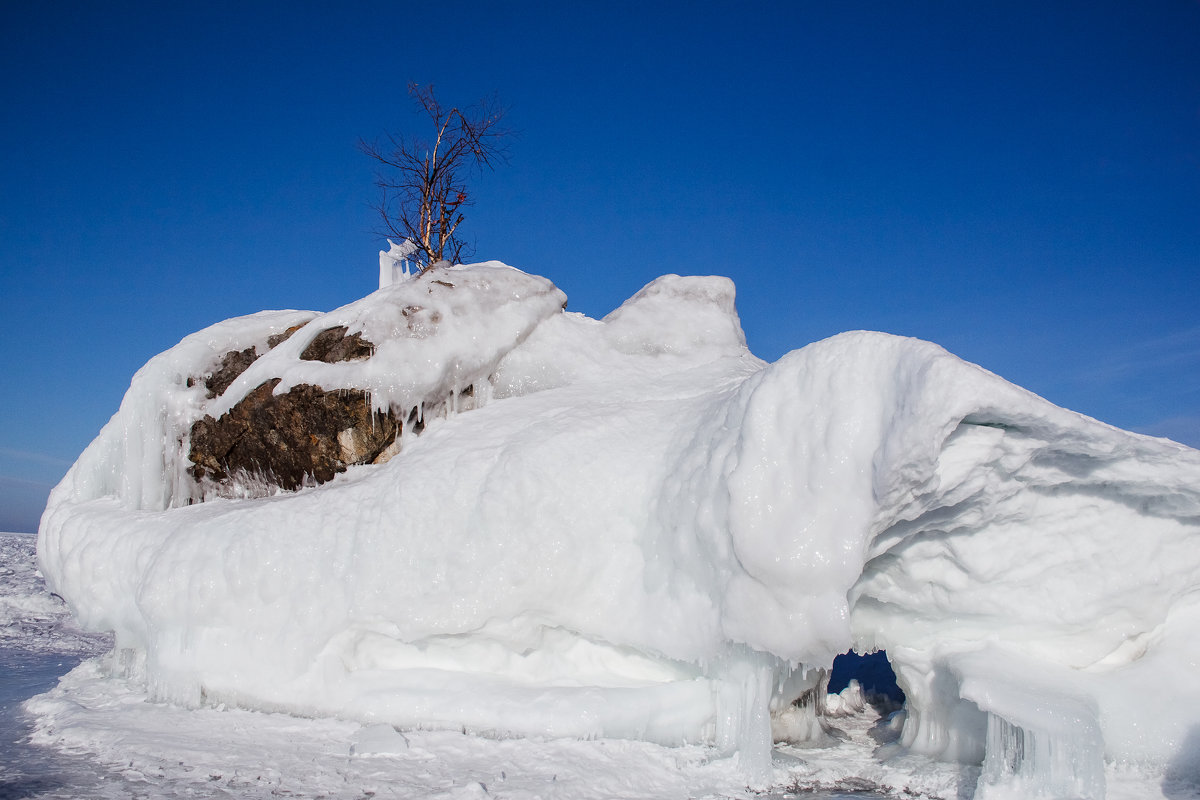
[2,2,1198,531]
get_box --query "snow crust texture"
[37,262,1200,799]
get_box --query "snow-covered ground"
[23,259,1200,799]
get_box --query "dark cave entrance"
[828,650,905,705]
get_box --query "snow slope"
[36,261,1200,798]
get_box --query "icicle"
[712,647,775,787]
[976,711,1105,800]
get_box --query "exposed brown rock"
[188,325,310,399]
[189,380,399,492]
[300,326,375,363]
[204,347,259,398]
[268,323,309,349]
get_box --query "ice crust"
[38,261,1200,796]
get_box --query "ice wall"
[843,344,1200,797]
[39,263,1200,796]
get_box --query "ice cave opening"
[828,651,905,707]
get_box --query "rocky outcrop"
[300,326,375,363]
[203,347,259,398]
[187,324,398,494]
[189,379,401,493]
[185,321,399,495]
[173,263,568,502]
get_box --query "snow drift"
[38,260,1200,797]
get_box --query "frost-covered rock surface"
[37,261,1200,799]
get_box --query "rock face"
[171,263,568,501]
[203,347,259,398]
[299,326,375,363]
[189,379,401,492]
[188,326,402,493]
[184,321,472,495]
[189,378,402,492]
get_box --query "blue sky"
[2,2,1198,531]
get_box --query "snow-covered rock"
[37,261,1200,797]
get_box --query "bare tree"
[360,84,511,271]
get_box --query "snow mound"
[37,262,1200,797]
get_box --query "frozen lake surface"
[1,649,81,798]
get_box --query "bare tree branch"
[360,84,511,272]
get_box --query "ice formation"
[38,260,1200,797]
[379,238,419,288]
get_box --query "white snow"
[32,260,1200,799]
